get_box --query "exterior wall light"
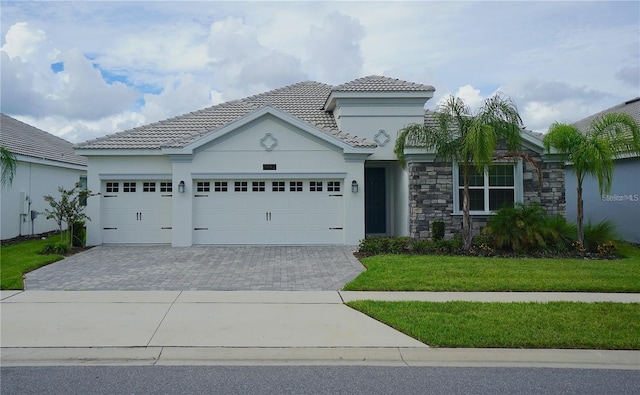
[351,180,358,193]
[178,180,185,193]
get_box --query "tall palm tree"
[543,113,640,246]
[395,93,525,250]
[0,146,17,187]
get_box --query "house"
[75,76,565,246]
[0,114,88,240]
[565,97,640,243]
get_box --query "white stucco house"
[1,114,88,240]
[75,76,565,247]
[565,97,640,243]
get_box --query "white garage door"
[101,180,173,244]
[193,179,344,244]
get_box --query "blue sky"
[1,1,638,143]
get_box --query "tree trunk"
[462,182,472,250]
[576,182,584,247]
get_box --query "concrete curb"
[2,347,639,369]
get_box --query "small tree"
[1,146,18,187]
[44,182,96,246]
[543,112,640,246]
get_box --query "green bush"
[431,221,445,241]
[71,221,85,247]
[41,242,70,255]
[483,203,553,252]
[583,220,617,253]
[546,215,576,251]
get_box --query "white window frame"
[452,161,523,215]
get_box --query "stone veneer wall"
[408,150,565,239]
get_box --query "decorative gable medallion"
[260,133,278,151]
[374,129,390,147]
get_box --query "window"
[454,163,521,214]
[310,181,323,192]
[234,181,248,192]
[214,181,228,192]
[272,181,285,192]
[106,182,119,193]
[328,181,341,192]
[123,182,136,193]
[197,181,210,192]
[252,181,265,192]
[79,176,88,206]
[143,182,156,192]
[289,181,303,192]
[160,182,172,192]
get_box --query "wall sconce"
[178,180,185,193]
[351,180,359,193]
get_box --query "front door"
[365,167,386,235]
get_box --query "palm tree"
[1,146,18,187]
[395,93,525,250]
[543,113,640,246]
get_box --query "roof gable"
[162,105,372,155]
[0,114,87,166]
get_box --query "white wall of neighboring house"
[565,157,640,243]
[1,155,87,240]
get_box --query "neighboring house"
[0,114,88,240]
[565,97,640,243]
[75,76,565,246]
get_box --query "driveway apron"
[24,245,364,291]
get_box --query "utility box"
[20,192,30,215]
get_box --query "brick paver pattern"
[24,245,364,291]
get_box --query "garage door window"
[328,181,341,192]
[235,181,248,192]
[123,182,136,192]
[160,182,172,192]
[106,182,119,193]
[143,182,156,192]
[197,181,210,192]
[214,181,228,192]
[290,181,303,192]
[310,181,323,192]
[272,181,285,192]
[252,181,265,192]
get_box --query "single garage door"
[101,180,173,243]
[193,179,344,244]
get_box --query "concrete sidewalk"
[1,290,639,368]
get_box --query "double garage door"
[193,179,344,244]
[101,179,344,244]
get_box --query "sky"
[1,1,638,144]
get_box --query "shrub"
[71,221,85,247]
[583,220,618,253]
[545,215,576,251]
[482,203,551,252]
[41,242,70,255]
[431,221,445,241]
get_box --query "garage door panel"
[193,179,344,245]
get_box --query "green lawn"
[0,234,66,290]
[347,300,640,349]
[344,243,640,292]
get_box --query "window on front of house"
[454,163,521,214]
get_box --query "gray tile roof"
[573,97,640,133]
[0,114,87,167]
[76,81,377,150]
[76,76,439,151]
[332,75,435,92]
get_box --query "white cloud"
[140,74,214,124]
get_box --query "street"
[2,365,638,394]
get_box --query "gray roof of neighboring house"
[76,76,436,151]
[0,114,87,167]
[573,97,640,132]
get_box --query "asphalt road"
[2,366,639,394]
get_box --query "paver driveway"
[24,245,364,291]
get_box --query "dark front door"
[365,167,386,235]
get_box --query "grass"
[347,300,640,349]
[344,243,640,292]
[0,233,67,290]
